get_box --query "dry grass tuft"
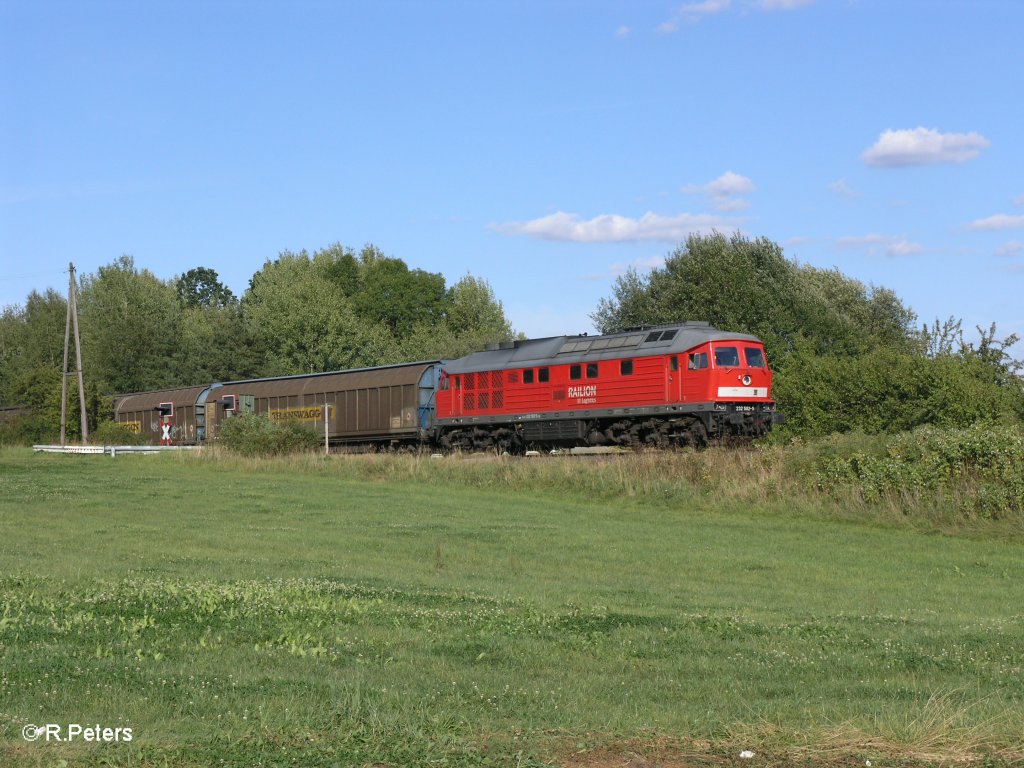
[725,691,1023,766]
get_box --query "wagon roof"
[215,360,439,397]
[441,321,762,374]
[112,385,209,412]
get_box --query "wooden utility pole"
[60,262,89,446]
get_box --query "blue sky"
[2,0,1022,352]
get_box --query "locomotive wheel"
[685,418,708,448]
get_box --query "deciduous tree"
[78,256,182,394]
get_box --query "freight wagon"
[114,363,439,447]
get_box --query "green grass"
[1,448,1023,767]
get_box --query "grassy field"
[1,448,1022,767]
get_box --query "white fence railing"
[33,444,202,457]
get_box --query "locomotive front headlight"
[742,375,752,386]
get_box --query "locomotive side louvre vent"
[465,373,476,390]
[478,393,489,409]
[552,391,566,401]
[492,371,503,387]
[492,391,504,408]
[464,393,475,411]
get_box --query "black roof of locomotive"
[442,321,762,374]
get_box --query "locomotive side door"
[680,346,710,403]
[667,355,682,402]
[442,373,462,417]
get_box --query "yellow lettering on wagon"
[269,407,323,422]
[120,421,141,434]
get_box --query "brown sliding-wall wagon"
[114,362,441,448]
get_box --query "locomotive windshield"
[744,347,766,368]
[713,346,740,367]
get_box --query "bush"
[813,423,1024,519]
[92,419,151,445]
[0,414,56,446]
[217,414,322,457]
[773,348,1024,439]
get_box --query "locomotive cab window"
[586,363,599,379]
[714,346,740,367]
[620,359,633,376]
[744,347,766,368]
[523,369,535,384]
[570,364,582,380]
[455,376,461,390]
[538,367,549,383]
[439,375,450,391]
[670,356,679,372]
[688,352,708,370]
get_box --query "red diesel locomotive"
[433,321,780,452]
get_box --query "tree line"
[594,232,1024,438]
[0,243,514,442]
[2,233,1021,444]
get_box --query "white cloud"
[837,234,925,258]
[966,214,1024,231]
[886,239,926,257]
[759,0,815,8]
[828,179,858,199]
[705,170,755,196]
[490,210,732,243]
[659,0,815,28]
[1014,194,1024,207]
[683,0,731,12]
[584,254,667,282]
[659,0,731,31]
[615,25,631,38]
[683,171,755,211]
[712,198,752,212]
[995,241,1024,258]
[838,234,887,248]
[861,127,990,168]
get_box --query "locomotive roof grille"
[557,333,647,355]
